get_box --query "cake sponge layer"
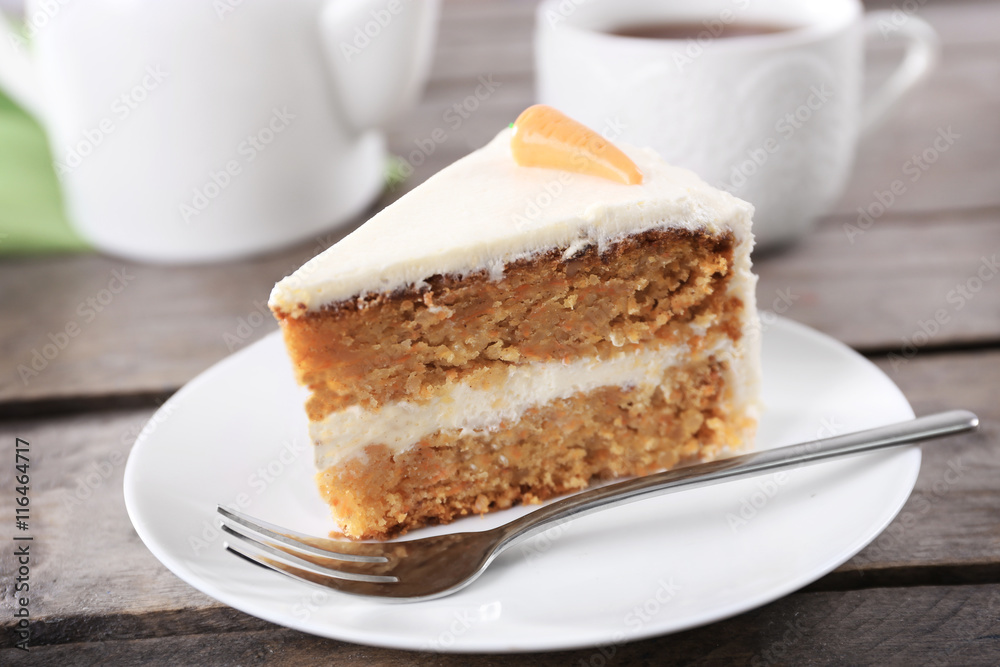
[276,229,739,418]
[317,355,751,540]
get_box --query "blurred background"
[1,1,998,662]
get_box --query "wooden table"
[2,1,998,664]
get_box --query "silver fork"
[218,409,977,602]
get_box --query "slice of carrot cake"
[269,106,761,540]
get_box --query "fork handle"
[493,410,979,554]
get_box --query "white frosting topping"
[269,128,754,316]
[312,338,759,470]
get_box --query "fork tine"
[217,505,387,563]
[223,542,413,600]
[221,524,397,583]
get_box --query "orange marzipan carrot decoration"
[510,105,643,185]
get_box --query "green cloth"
[0,89,89,254]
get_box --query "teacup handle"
[861,11,939,134]
[0,12,45,118]
[318,0,440,134]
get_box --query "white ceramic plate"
[124,316,918,653]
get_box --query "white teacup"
[537,0,938,248]
[0,0,440,263]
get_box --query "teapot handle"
[0,12,44,117]
[318,0,440,134]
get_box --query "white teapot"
[0,0,440,262]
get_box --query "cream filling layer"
[312,337,753,470]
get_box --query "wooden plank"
[4,584,999,664]
[0,408,225,628]
[835,38,1000,217]
[1,247,303,407]
[848,1,1000,215]
[1,350,996,647]
[755,206,1000,352]
[825,349,1000,586]
[859,350,1000,552]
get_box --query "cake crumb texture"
[276,229,739,419]
[317,356,751,540]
